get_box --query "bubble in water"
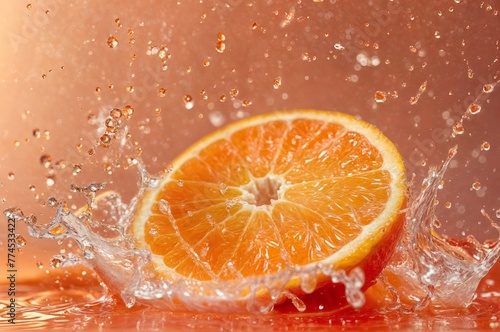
[126,86,135,93]
[8,172,15,180]
[149,228,158,237]
[16,235,27,248]
[177,180,184,187]
[219,95,227,102]
[481,141,491,151]
[114,18,122,28]
[107,36,119,48]
[33,128,41,138]
[374,91,387,103]
[496,209,500,218]
[37,261,44,269]
[26,3,32,9]
[468,103,481,115]
[445,201,452,209]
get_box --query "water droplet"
[107,36,119,48]
[8,172,15,180]
[46,176,56,187]
[122,105,134,118]
[99,134,111,147]
[27,3,32,10]
[273,77,282,89]
[251,22,258,30]
[217,32,226,41]
[29,185,36,191]
[50,257,62,268]
[158,87,167,97]
[300,273,318,294]
[374,91,387,103]
[242,100,252,107]
[47,197,58,207]
[209,111,225,127]
[126,86,135,93]
[333,43,345,50]
[16,235,27,248]
[445,201,452,209]
[177,180,184,187]
[349,267,365,289]
[4,207,24,221]
[149,228,158,237]
[114,18,122,28]
[472,181,481,190]
[219,183,228,194]
[483,84,494,93]
[33,128,41,138]
[346,288,365,308]
[158,199,171,215]
[110,108,122,119]
[72,164,82,175]
[215,41,226,53]
[184,95,194,109]
[481,141,491,151]
[219,95,227,102]
[468,103,481,114]
[37,261,44,269]
[230,89,239,97]
[453,122,464,135]
[40,154,52,168]
[203,59,211,67]
[496,209,500,219]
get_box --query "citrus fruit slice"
[132,109,407,312]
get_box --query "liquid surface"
[2,263,500,331]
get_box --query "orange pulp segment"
[132,109,406,305]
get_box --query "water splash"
[383,146,500,310]
[6,141,500,313]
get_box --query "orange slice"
[132,109,407,311]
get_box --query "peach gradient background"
[0,0,499,285]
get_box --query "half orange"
[132,109,407,311]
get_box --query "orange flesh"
[142,116,398,281]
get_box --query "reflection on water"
[2,270,500,331]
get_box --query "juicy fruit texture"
[132,109,406,305]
